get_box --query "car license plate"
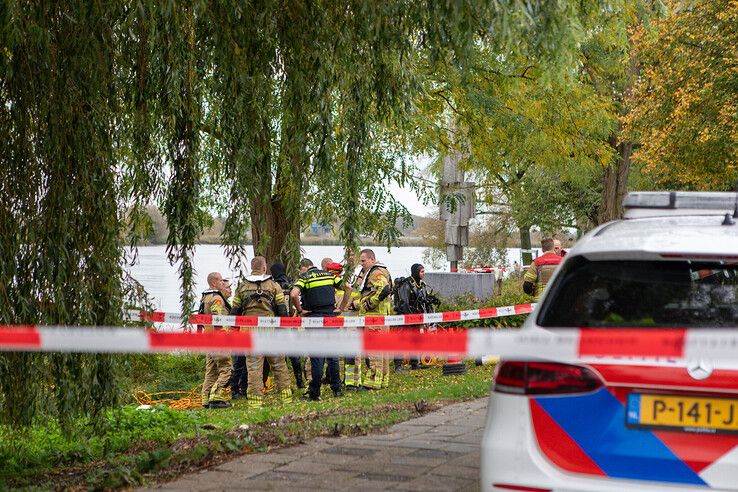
[627,393,738,434]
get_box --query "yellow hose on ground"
[135,376,272,410]
[134,384,222,410]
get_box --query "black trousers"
[230,355,269,394]
[230,355,247,394]
[289,356,304,386]
[305,312,341,397]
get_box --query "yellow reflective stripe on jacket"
[203,294,228,332]
[523,263,538,284]
[302,277,336,288]
[294,271,343,291]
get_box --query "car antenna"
[723,181,738,225]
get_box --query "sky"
[389,180,434,217]
[388,155,437,217]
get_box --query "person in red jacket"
[523,238,563,301]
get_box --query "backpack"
[393,277,415,315]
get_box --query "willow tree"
[0,1,125,428]
[2,1,603,429]
[202,0,615,272]
[407,4,617,261]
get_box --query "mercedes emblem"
[687,359,714,380]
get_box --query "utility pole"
[440,149,475,272]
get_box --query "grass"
[1,284,528,490]
[1,360,496,491]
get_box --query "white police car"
[482,192,738,491]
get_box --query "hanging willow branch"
[0,0,126,430]
[0,0,593,430]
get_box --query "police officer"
[290,258,351,400]
[325,260,360,391]
[200,272,233,409]
[355,249,393,390]
[230,256,293,409]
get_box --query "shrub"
[438,277,532,328]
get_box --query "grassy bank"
[1,284,532,490]
[1,362,495,491]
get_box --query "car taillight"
[494,361,603,395]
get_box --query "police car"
[481,192,738,491]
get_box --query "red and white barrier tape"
[466,266,528,273]
[124,303,535,328]
[1,326,738,362]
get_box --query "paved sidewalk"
[150,398,488,491]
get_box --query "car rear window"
[537,258,738,327]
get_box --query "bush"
[438,277,532,328]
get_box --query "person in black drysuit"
[270,262,305,389]
[394,263,440,371]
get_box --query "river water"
[126,245,534,312]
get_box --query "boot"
[280,388,293,404]
[363,369,382,390]
[247,394,264,409]
[210,384,231,404]
[344,363,364,388]
[208,400,231,409]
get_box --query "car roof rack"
[623,191,738,219]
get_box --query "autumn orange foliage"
[626,0,738,190]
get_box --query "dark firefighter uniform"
[358,263,393,389]
[200,290,233,408]
[230,274,292,409]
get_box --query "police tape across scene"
[125,302,536,328]
[2,326,738,363]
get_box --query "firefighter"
[341,251,366,391]
[230,256,292,409]
[200,272,233,409]
[523,237,563,301]
[355,249,393,390]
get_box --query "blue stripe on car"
[534,388,706,486]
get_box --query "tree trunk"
[596,23,639,225]
[597,136,632,224]
[248,114,303,272]
[249,194,301,270]
[518,223,533,265]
